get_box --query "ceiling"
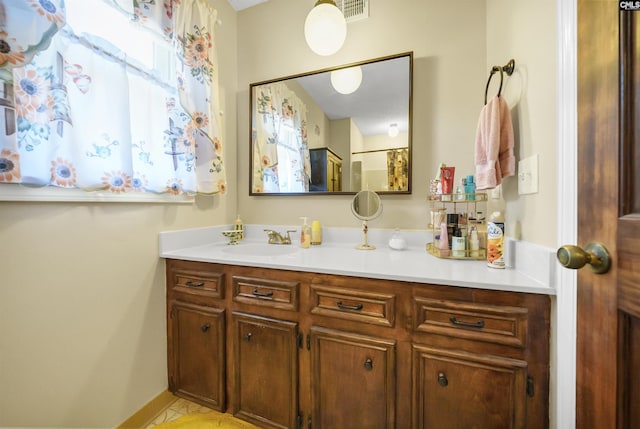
[228,0,409,137]
[295,56,410,137]
[226,0,268,11]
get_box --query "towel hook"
[484,59,515,105]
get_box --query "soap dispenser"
[300,217,311,248]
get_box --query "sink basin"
[221,243,300,257]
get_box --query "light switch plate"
[518,154,539,195]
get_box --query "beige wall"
[0,1,238,427]
[237,0,556,246]
[0,0,557,427]
[237,0,489,232]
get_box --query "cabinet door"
[233,312,299,429]
[168,301,225,411]
[412,344,527,429]
[310,326,396,429]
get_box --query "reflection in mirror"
[250,52,412,195]
[351,190,382,250]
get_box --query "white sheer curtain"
[252,82,310,193]
[0,0,226,196]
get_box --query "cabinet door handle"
[449,316,485,329]
[337,301,363,311]
[364,358,373,371]
[438,372,448,387]
[201,323,210,333]
[185,280,205,288]
[252,289,274,298]
[244,332,252,341]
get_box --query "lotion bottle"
[300,217,311,248]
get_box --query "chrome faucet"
[264,229,295,245]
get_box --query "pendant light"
[330,65,362,94]
[304,0,347,56]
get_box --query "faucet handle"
[284,230,296,243]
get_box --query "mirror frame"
[249,52,413,196]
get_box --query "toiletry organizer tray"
[426,192,488,260]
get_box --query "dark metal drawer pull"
[438,372,448,387]
[364,358,373,371]
[201,323,210,333]
[252,289,274,298]
[449,317,485,329]
[244,332,252,341]
[337,301,363,311]
[185,280,205,288]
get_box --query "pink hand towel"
[474,95,515,190]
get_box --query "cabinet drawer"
[171,269,225,300]
[412,297,528,348]
[232,276,299,311]
[310,285,395,327]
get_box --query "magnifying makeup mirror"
[351,190,383,250]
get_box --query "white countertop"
[159,225,557,295]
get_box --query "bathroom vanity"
[161,226,553,429]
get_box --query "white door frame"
[554,0,578,428]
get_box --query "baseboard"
[117,390,176,429]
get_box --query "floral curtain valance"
[0,0,226,196]
[0,0,66,72]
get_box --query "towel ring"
[484,59,515,105]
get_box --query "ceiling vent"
[336,0,369,23]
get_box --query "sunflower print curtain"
[0,0,226,196]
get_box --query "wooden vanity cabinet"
[166,261,227,411]
[165,259,551,429]
[410,287,550,429]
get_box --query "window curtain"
[0,0,226,195]
[0,0,66,72]
[252,82,310,193]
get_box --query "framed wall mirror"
[250,52,413,196]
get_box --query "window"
[0,0,226,202]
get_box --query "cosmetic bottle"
[456,178,466,201]
[451,227,466,257]
[465,175,476,200]
[438,222,450,256]
[446,213,458,249]
[469,226,480,258]
[300,217,311,249]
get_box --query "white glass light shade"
[330,66,363,95]
[304,1,347,56]
[388,123,399,137]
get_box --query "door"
[411,344,527,429]
[232,312,299,429]
[575,2,640,428]
[168,301,226,411]
[309,326,396,429]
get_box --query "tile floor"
[145,397,214,428]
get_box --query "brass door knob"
[556,242,611,274]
